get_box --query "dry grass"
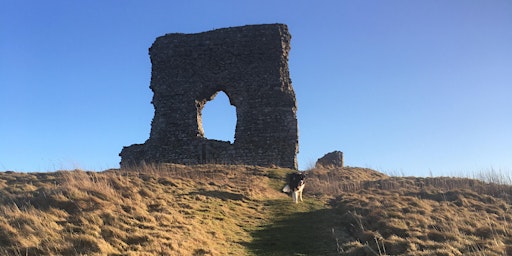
[305,166,389,196]
[0,164,291,255]
[310,167,512,255]
[1,164,511,255]
[330,189,512,255]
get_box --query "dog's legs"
[292,191,298,203]
[299,190,303,202]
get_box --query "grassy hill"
[1,164,511,255]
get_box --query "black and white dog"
[282,172,306,203]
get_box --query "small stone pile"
[316,151,344,168]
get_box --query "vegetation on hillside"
[1,164,511,255]
[0,165,289,255]
[308,167,512,255]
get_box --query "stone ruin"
[316,151,344,169]
[120,24,299,169]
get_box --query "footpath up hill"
[1,164,511,255]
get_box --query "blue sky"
[1,1,511,176]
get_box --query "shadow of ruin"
[120,24,298,169]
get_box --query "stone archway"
[120,24,298,169]
[197,90,236,142]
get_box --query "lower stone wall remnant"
[316,151,344,169]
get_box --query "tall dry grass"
[306,167,512,202]
[304,166,512,255]
[0,165,293,255]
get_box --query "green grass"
[248,198,339,256]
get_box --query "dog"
[282,172,306,203]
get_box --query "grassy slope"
[307,168,512,256]
[0,164,303,256]
[1,165,511,255]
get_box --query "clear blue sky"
[1,1,511,176]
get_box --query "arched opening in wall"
[201,91,236,143]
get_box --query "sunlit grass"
[1,165,511,255]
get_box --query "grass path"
[247,198,341,256]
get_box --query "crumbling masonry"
[120,24,298,169]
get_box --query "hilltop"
[1,164,511,255]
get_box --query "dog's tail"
[282,185,291,193]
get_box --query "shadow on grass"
[188,189,249,201]
[246,199,340,256]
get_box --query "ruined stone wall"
[120,24,298,169]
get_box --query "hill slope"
[1,165,511,255]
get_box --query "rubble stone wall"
[120,24,298,169]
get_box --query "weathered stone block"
[316,151,344,168]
